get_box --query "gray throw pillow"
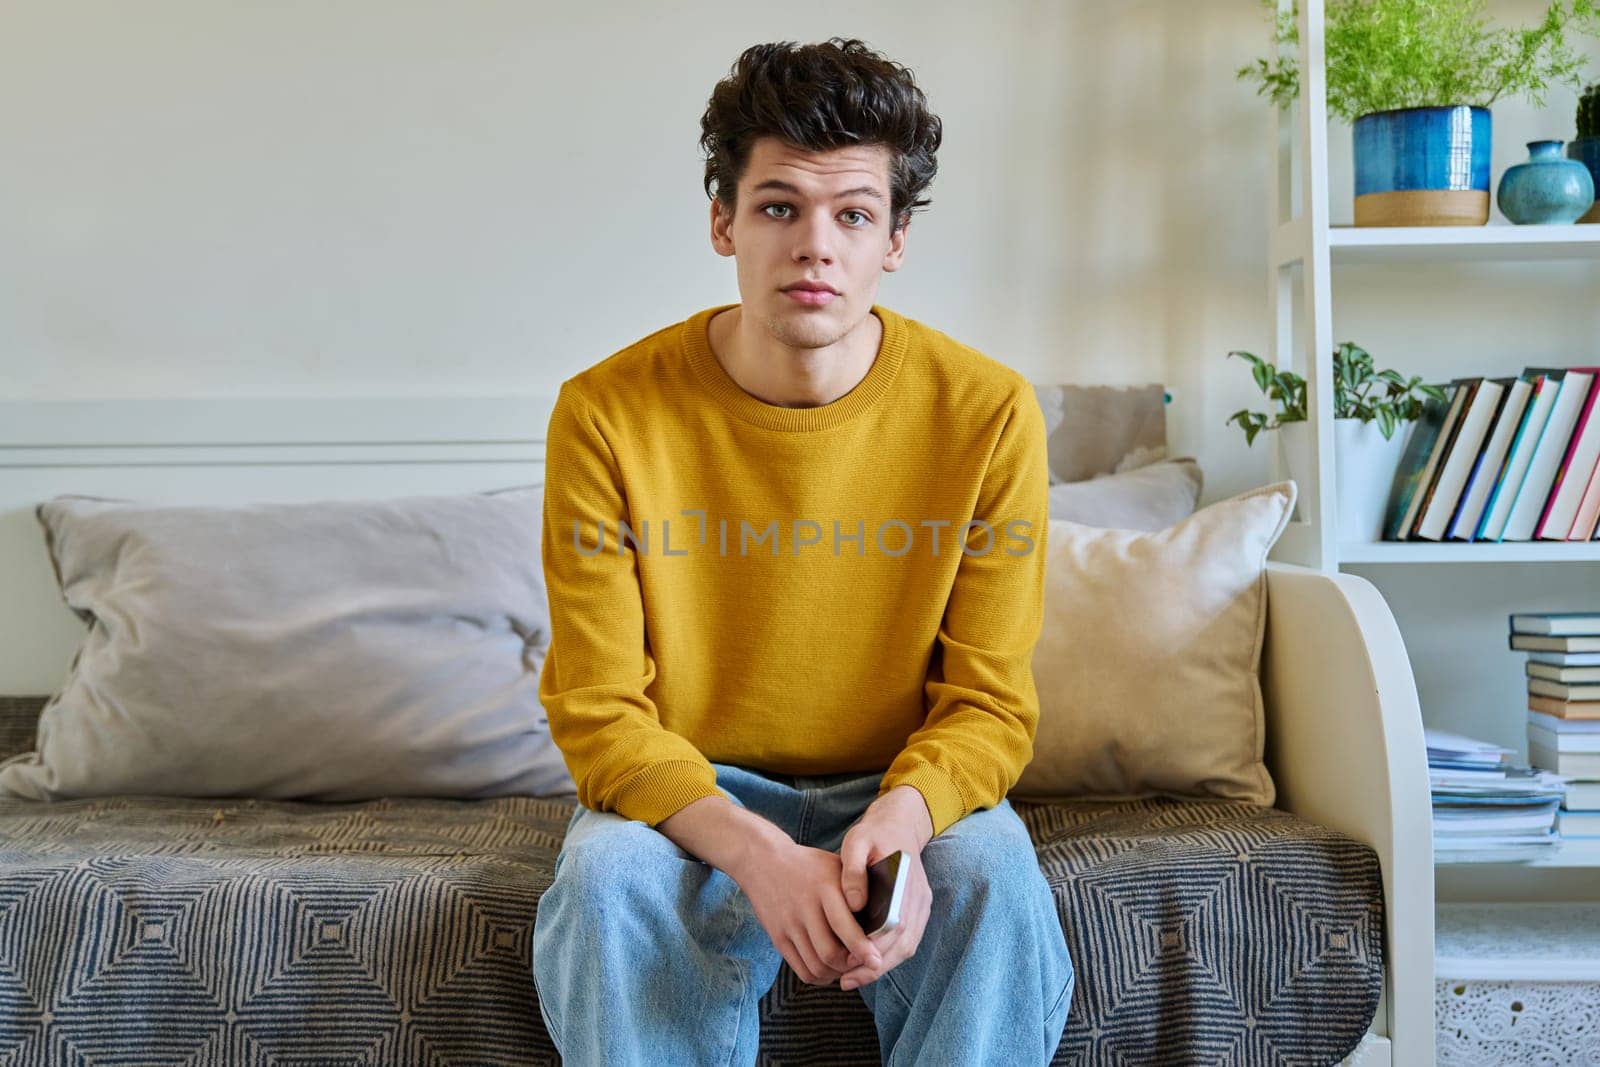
[0,486,574,801]
[1047,458,1204,531]
[1033,383,1170,485]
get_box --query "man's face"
[709,136,908,351]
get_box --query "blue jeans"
[531,761,1074,1066]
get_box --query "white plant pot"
[1274,419,1413,537]
[1276,421,1312,524]
[1334,417,1413,543]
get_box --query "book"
[1435,829,1559,846]
[1512,612,1600,635]
[1511,633,1600,653]
[1414,379,1489,541]
[1432,834,1560,857]
[1420,378,1506,540]
[1528,722,1600,753]
[1559,810,1600,835]
[1528,741,1600,776]
[1567,452,1600,540]
[1451,377,1531,540]
[1426,726,1512,762]
[1480,373,1557,541]
[1528,661,1600,683]
[1539,366,1600,538]
[1530,677,1600,701]
[1384,387,1457,541]
[1564,781,1600,810]
[1528,694,1600,720]
[1528,650,1600,666]
[1529,709,1600,732]
[1503,367,1597,540]
[1434,808,1560,834]
[1431,767,1510,784]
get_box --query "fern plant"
[1239,0,1600,124]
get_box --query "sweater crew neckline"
[682,302,908,432]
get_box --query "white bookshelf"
[1339,541,1600,564]
[1329,223,1600,263]
[1436,837,1600,868]
[1263,0,1600,1057]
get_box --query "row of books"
[1384,365,1600,542]
[1426,727,1566,858]
[1511,612,1600,840]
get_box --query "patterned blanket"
[0,697,1382,1066]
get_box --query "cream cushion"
[1015,480,1296,803]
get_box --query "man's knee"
[921,807,1043,902]
[551,815,696,905]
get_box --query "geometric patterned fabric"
[0,697,1382,1066]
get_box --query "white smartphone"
[852,850,909,937]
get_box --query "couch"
[0,559,1432,1066]
[0,388,1433,1066]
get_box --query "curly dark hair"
[699,37,943,236]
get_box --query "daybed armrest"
[1261,561,1434,1066]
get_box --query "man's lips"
[783,282,839,307]
[784,288,837,306]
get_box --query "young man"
[532,37,1073,1066]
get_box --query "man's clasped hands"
[729,783,934,992]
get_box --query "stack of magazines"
[1384,365,1600,542]
[1427,727,1566,859]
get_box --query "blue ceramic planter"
[1497,140,1595,225]
[1353,106,1492,226]
[1567,138,1600,223]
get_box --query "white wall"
[2,0,1301,504]
[5,1,1600,754]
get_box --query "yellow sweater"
[538,302,1049,839]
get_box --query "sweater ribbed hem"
[609,759,724,827]
[681,303,908,432]
[880,763,970,841]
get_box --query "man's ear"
[710,199,735,258]
[882,217,910,273]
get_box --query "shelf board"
[1329,223,1600,264]
[1340,540,1600,564]
[1436,836,1600,869]
[1436,903,1600,979]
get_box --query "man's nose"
[793,215,836,263]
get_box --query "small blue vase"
[1497,140,1596,225]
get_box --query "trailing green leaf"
[1225,342,1447,447]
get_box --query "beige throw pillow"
[1014,480,1296,804]
[0,487,573,802]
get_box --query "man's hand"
[730,838,886,987]
[834,784,935,992]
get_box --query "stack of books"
[1384,365,1600,542]
[1427,726,1565,858]
[1510,612,1600,839]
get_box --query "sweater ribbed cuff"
[880,764,969,841]
[609,759,724,827]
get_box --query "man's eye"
[762,204,870,227]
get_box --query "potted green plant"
[1239,0,1600,226]
[1227,344,1448,538]
[1572,81,1600,221]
